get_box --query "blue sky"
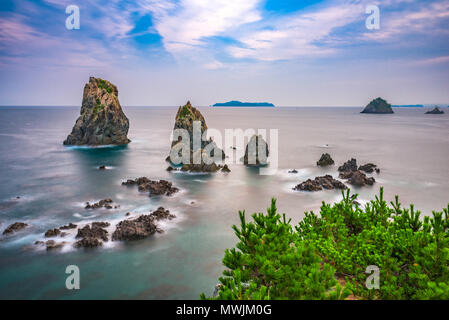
[0,0,448,106]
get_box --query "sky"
[0,0,448,106]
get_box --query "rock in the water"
[44,228,61,237]
[99,165,107,170]
[167,101,225,171]
[293,175,347,192]
[85,198,114,209]
[150,207,176,220]
[289,169,298,174]
[75,237,103,248]
[122,177,179,196]
[112,208,174,241]
[60,223,77,230]
[361,97,394,114]
[3,222,28,235]
[45,240,66,251]
[338,158,358,173]
[63,77,130,146]
[425,107,444,114]
[112,215,158,241]
[74,222,109,248]
[242,134,269,167]
[358,163,378,174]
[317,153,335,166]
[346,170,376,187]
[221,164,231,173]
[76,224,108,242]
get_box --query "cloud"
[140,0,262,53]
[363,0,449,41]
[227,0,365,61]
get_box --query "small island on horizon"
[213,100,275,107]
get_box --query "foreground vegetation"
[202,188,449,300]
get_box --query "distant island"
[213,101,275,107]
[392,104,424,108]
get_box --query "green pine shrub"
[203,188,449,300]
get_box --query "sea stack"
[425,107,444,114]
[361,98,394,114]
[63,77,130,146]
[242,134,269,167]
[167,101,226,172]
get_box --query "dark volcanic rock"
[85,198,114,209]
[63,77,130,146]
[293,175,347,192]
[338,158,358,173]
[181,162,221,173]
[112,207,174,241]
[150,207,176,220]
[76,224,108,242]
[317,153,335,166]
[3,222,28,235]
[167,101,225,171]
[425,107,444,114]
[122,178,179,196]
[75,237,103,248]
[45,240,66,251]
[341,170,376,187]
[60,223,77,230]
[358,163,378,174]
[289,169,298,174]
[99,165,107,170]
[242,134,269,167]
[45,228,61,237]
[112,215,158,241]
[361,97,394,114]
[221,164,231,173]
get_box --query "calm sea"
[0,106,448,299]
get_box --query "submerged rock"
[63,77,130,146]
[293,175,347,192]
[361,97,394,114]
[44,228,61,237]
[317,153,335,166]
[122,177,179,196]
[242,134,269,167]
[167,101,225,171]
[425,107,444,114]
[46,240,66,251]
[2,222,28,235]
[85,198,114,209]
[60,223,77,230]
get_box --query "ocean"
[0,106,448,299]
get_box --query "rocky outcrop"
[338,158,358,173]
[3,222,28,235]
[122,178,179,196]
[317,153,334,166]
[425,107,444,114]
[45,240,66,251]
[338,158,378,186]
[361,98,394,114]
[167,101,225,172]
[45,228,62,237]
[63,77,130,146]
[358,163,380,174]
[340,170,376,187]
[242,135,269,167]
[221,164,231,173]
[85,198,114,209]
[112,207,173,241]
[60,223,77,230]
[75,222,109,248]
[293,175,347,192]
